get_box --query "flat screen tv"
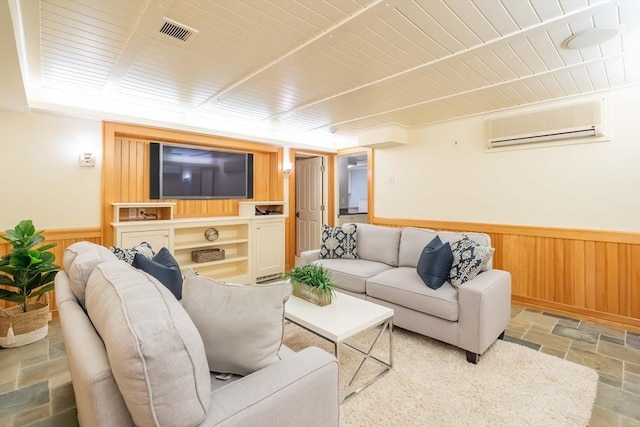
[150,142,253,200]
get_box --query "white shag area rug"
[283,323,599,427]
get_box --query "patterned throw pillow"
[320,224,358,259]
[448,234,494,289]
[109,241,156,264]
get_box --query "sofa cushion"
[85,261,210,427]
[313,258,394,294]
[109,241,155,264]
[182,269,292,376]
[417,236,454,290]
[398,227,438,268]
[320,224,358,259]
[449,235,494,289]
[366,267,459,321]
[398,228,493,270]
[132,247,183,299]
[355,223,402,266]
[63,241,118,308]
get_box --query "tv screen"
[150,143,254,200]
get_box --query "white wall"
[2,86,638,233]
[0,109,102,229]
[374,87,640,232]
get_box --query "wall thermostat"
[79,153,96,167]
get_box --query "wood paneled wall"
[102,122,283,247]
[374,217,640,331]
[0,227,102,313]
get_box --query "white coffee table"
[284,291,394,403]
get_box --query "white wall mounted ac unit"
[486,99,604,148]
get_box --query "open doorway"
[337,148,372,225]
[337,151,369,225]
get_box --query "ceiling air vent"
[157,18,198,42]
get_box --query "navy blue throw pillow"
[417,236,454,290]
[133,247,183,299]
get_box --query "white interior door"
[296,156,324,256]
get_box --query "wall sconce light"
[79,152,96,167]
[283,161,293,175]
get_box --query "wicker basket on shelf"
[191,248,225,263]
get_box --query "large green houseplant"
[283,264,336,306]
[0,220,59,347]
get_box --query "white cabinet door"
[255,220,284,281]
[120,229,170,251]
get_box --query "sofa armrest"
[56,272,134,427]
[457,269,512,355]
[300,249,321,265]
[205,346,339,427]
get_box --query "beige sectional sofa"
[55,242,339,427]
[301,224,512,363]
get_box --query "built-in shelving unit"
[239,201,286,282]
[111,201,285,284]
[172,219,251,283]
[238,201,286,217]
[113,202,174,222]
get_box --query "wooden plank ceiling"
[14,0,640,143]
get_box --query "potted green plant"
[0,220,59,347]
[283,264,336,306]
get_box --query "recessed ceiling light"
[563,26,622,49]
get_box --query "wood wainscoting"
[0,227,102,314]
[373,217,640,331]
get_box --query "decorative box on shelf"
[191,248,225,263]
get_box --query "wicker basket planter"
[0,220,58,348]
[292,282,333,307]
[191,248,225,263]
[0,298,51,348]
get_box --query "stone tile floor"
[0,305,639,426]
[506,306,640,427]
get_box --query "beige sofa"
[55,242,339,427]
[302,224,512,363]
